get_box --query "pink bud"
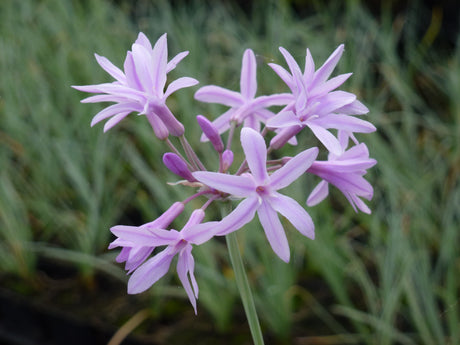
[222,149,234,171]
[163,153,195,181]
[146,113,169,140]
[147,201,185,229]
[196,115,224,152]
[151,104,185,136]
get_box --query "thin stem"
[180,135,207,171]
[223,206,264,345]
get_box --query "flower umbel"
[73,33,198,137]
[75,33,377,320]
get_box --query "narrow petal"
[177,246,198,313]
[103,111,131,132]
[166,51,189,73]
[312,44,344,85]
[307,123,343,156]
[125,246,154,273]
[270,147,318,190]
[306,180,329,206]
[128,249,175,294]
[124,51,142,90]
[164,77,199,99]
[251,93,293,108]
[240,49,257,99]
[151,33,168,94]
[315,91,356,116]
[309,73,352,98]
[216,197,259,235]
[266,111,301,129]
[91,102,141,126]
[336,99,369,115]
[279,47,302,79]
[313,114,376,133]
[182,221,219,245]
[303,48,315,84]
[192,171,255,197]
[268,63,295,91]
[94,53,126,83]
[132,43,155,93]
[135,32,153,51]
[241,127,268,183]
[194,85,243,107]
[257,200,290,262]
[269,193,315,239]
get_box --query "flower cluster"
[74,33,376,313]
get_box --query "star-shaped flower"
[306,131,377,213]
[267,45,375,154]
[110,208,217,314]
[193,127,318,262]
[73,32,198,137]
[194,49,292,136]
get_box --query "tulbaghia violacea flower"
[306,132,377,213]
[109,202,184,272]
[110,209,217,314]
[73,33,198,137]
[193,127,318,262]
[194,49,292,136]
[267,45,375,154]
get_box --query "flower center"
[256,185,268,196]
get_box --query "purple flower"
[306,132,377,213]
[193,127,318,262]
[110,208,217,314]
[73,32,198,137]
[267,45,375,154]
[194,49,292,136]
[109,202,184,272]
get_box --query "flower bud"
[163,153,195,181]
[221,149,234,171]
[196,115,224,152]
[151,103,185,136]
[146,113,169,140]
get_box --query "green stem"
[226,231,265,345]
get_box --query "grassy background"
[0,0,459,344]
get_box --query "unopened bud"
[222,149,234,171]
[196,115,224,152]
[163,153,195,182]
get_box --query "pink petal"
[182,221,218,245]
[135,32,153,51]
[279,47,302,79]
[268,63,295,91]
[309,73,352,98]
[103,111,131,131]
[216,197,259,235]
[151,33,168,94]
[94,53,126,83]
[269,193,315,239]
[303,48,315,84]
[266,111,300,129]
[194,85,244,107]
[307,123,343,156]
[269,147,318,190]
[164,77,199,99]
[336,100,369,115]
[241,127,268,183]
[132,43,155,93]
[192,171,255,197]
[91,102,141,126]
[306,180,329,206]
[312,44,344,85]
[177,245,198,313]
[240,49,257,99]
[127,249,175,294]
[313,114,376,133]
[257,200,290,262]
[166,51,189,73]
